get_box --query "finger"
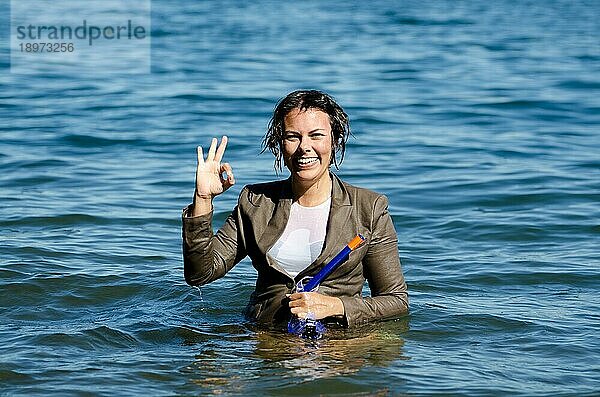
[288,293,304,301]
[215,136,228,163]
[197,146,205,165]
[295,310,315,320]
[288,299,306,308]
[290,307,307,318]
[221,163,235,188]
[207,137,218,161]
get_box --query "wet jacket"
[182,173,408,327]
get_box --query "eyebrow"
[284,128,326,134]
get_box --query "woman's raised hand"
[192,136,235,216]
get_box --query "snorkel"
[288,234,366,339]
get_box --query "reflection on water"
[254,323,410,378]
[181,319,409,394]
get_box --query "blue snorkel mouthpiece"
[288,315,326,339]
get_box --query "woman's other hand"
[192,136,235,216]
[288,292,344,320]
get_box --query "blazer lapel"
[257,178,293,272]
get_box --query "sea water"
[1,1,599,395]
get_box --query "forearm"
[340,291,408,327]
[191,191,213,217]
[182,209,222,286]
[339,252,410,326]
[182,200,246,286]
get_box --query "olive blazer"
[182,173,408,328]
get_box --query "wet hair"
[262,90,351,171]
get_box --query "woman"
[182,90,408,328]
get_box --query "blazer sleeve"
[182,188,248,286]
[339,195,409,326]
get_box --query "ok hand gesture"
[192,136,235,216]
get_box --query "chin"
[293,169,328,183]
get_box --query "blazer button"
[286,282,294,289]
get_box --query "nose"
[298,136,312,153]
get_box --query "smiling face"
[282,108,333,188]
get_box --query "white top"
[268,197,331,278]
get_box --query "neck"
[292,173,332,207]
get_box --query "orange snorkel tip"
[348,234,365,250]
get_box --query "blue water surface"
[1,1,599,395]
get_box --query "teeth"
[297,158,318,165]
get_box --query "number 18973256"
[19,42,75,52]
